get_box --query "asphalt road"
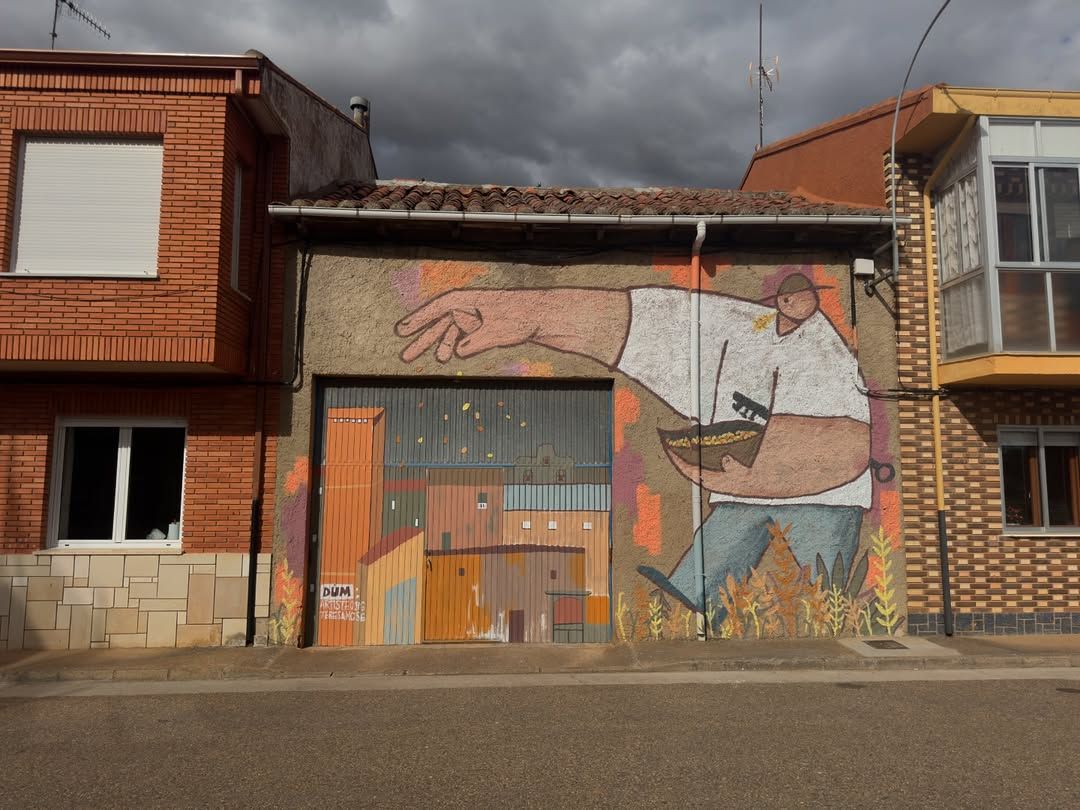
[2,678,1078,808]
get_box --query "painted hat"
[759,272,833,303]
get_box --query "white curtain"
[937,184,961,283]
[942,274,988,356]
[958,173,982,273]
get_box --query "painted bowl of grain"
[658,419,764,471]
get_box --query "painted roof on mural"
[286,180,889,217]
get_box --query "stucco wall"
[270,242,903,645]
[263,68,376,195]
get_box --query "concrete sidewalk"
[3,634,1080,684]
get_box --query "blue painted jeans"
[666,502,863,613]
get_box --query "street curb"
[3,653,1080,684]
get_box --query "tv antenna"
[50,0,111,49]
[748,2,780,150]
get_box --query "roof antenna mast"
[50,0,111,49]
[749,2,780,151]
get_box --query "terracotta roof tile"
[288,180,889,217]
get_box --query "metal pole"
[937,510,954,635]
[50,0,61,49]
[758,3,764,149]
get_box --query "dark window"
[125,428,185,541]
[1001,429,1080,529]
[59,427,119,540]
[995,166,1034,262]
[55,424,185,545]
[1040,167,1080,262]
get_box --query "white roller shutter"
[11,138,164,276]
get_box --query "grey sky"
[4,1,1079,189]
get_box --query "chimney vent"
[349,96,370,130]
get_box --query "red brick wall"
[741,90,936,207]
[892,153,1080,632]
[0,70,252,372]
[0,383,276,555]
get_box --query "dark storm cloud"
[4,1,1079,188]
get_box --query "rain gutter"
[268,206,908,228]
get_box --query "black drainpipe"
[245,138,274,646]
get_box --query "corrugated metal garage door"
[311,380,612,646]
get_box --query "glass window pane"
[1040,123,1080,159]
[958,173,982,273]
[989,121,1036,156]
[1044,444,1080,526]
[1043,431,1080,446]
[1039,167,1080,262]
[1001,444,1043,527]
[1000,270,1050,350]
[937,185,961,283]
[124,427,185,541]
[1052,272,1080,350]
[994,166,1034,262]
[59,427,118,540]
[941,273,988,357]
[1000,429,1037,447]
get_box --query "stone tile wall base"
[0,552,271,650]
[908,611,1080,635]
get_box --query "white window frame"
[230,162,243,291]
[47,417,187,549]
[998,425,1080,535]
[10,137,164,278]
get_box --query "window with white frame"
[50,421,186,547]
[10,137,163,277]
[1000,428,1080,530]
[935,117,1080,358]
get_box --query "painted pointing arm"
[396,288,631,367]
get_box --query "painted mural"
[392,264,903,641]
[310,386,613,645]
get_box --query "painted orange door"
[422,553,484,641]
[317,407,385,646]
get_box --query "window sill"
[939,354,1080,386]
[1000,531,1080,539]
[2,273,159,280]
[40,546,184,555]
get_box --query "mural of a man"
[396,271,871,617]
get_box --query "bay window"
[935,117,1080,358]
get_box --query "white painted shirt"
[616,287,871,508]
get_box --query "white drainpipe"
[689,220,707,639]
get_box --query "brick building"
[744,85,1080,634]
[0,49,375,649]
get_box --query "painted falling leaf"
[753,311,777,332]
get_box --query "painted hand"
[395,290,544,363]
[662,440,752,493]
